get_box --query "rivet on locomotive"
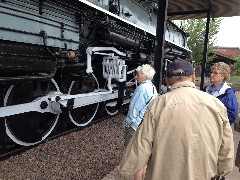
[0,0,191,146]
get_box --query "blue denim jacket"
[124,80,158,131]
[206,82,238,124]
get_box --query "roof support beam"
[154,0,168,93]
[168,10,209,16]
[204,0,214,18]
[200,10,211,90]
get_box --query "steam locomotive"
[0,0,190,147]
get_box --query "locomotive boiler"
[0,0,190,147]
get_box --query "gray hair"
[136,64,155,80]
[211,62,230,80]
[167,75,191,82]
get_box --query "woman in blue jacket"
[205,62,238,125]
[123,64,158,180]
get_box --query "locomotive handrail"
[40,30,58,61]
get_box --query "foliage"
[174,18,222,63]
[229,75,240,82]
[229,75,240,91]
[234,56,240,75]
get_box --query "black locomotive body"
[0,0,190,147]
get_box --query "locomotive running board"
[0,90,118,118]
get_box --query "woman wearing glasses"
[205,62,238,125]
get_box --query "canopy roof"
[152,0,240,91]
[158,0,240,20]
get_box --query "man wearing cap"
[116,59,234,180]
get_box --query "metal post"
[200,11,211,90]
[154,0,168,93]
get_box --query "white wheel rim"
[4,78,60,146]
[68,73,99,126]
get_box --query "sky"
[215,16,240,48]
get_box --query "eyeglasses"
[211,71,220,75]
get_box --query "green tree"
[174,18,222,63]
[234,56,240,75]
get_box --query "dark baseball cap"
[166,59,194,77]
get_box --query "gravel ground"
[0,115,125,180]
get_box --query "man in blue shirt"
[123,64,158,180]
[124,64,158,145]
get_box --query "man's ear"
[191,74,196,83]
[166,77,173,86]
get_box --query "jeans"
[124,127,135,147]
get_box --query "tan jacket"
[117,81,234,180]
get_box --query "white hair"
[136,64,155,80]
